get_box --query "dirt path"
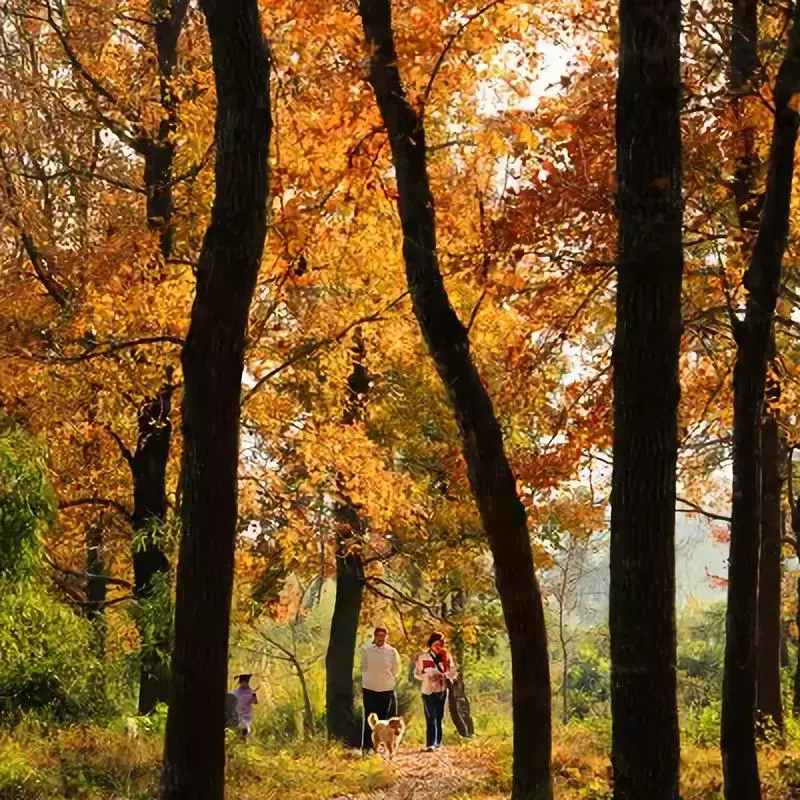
[343,746,499,800]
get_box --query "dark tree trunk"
[358,4,552,797]
[795,573,800,716]
[145,0,189,259]
[85,518,107,656]
[326,334,369,746]
[132,379,175,714]
[609,1,683,798]
[780,624,790,668]
[756,371,783,734]
[160,2,271,797]
[326,530,364,745]
[449,589,475,737]
[132,0,189,715]
[722,7,800,797]
[81,430,107,654]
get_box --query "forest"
[1,0,800,798]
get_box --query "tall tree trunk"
[610,1,683,797]
[722,6,800,797]
[326,527,365,744]
[326,333,369,746]
[85,517,107,656]
[448,587,475,737]
[756,367,783,734]
[132,0,189,715]
[81,430,107,655]
[791,490,800,715]
[358,4,552,797]
[160,2,271,797]
[132,379,175,714]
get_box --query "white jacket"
[360,642,401,692]
[414,650,458,695]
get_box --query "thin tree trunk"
[560,610,569,726]
[722,7,800,797]
[85,518,107,656]
[132,0,189,715]
[160,2,271,797]
[295,659,315,740]
[326,334,369,746]
[81,429,107,655]
[610,0,683,797]
[756,368,783,734]
[358,4,552,796]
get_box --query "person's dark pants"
[422,691,447,748]
[361,688,397,750]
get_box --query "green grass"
[3,710,800,799]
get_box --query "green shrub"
[0,427,54,581]
[683,701,721,747]
[0,581,110,723]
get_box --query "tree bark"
[160,2,271,797]
[295,658,316,740]
[791,491,800,715]
[722,6,800,797]
[609,0,683,800]
[326,334,369,746]
[81,428,107,655]
[448,588,475,737]
[756,371,783,734]
[132,0,189,715]
[85,517,107,656]
[132,378,174,714]
[609,1,683,798]
[358,4,552,797]
[145,0,189,259]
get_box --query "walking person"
[232,673,258,740]
[360,625,401,752]
[415,631,458,751]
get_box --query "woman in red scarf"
[414,631,459,751]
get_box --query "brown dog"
[367,712,406,759]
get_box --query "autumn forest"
[1,0,800,798]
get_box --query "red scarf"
[430,648,450,674]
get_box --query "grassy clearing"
[4,714,800,799]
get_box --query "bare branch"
[676,496,731,523]
[241,289,408,406]
[45,554,134,590]
[59,496,132,522]
[422,0,505,108]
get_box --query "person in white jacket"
[360,625,401,751]
[414,631,458,751]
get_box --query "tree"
[722,4,800,796]
[609,0,683,797]
[160,1,271,797]
[756,369,783,734]
[130,0,190,715]
[358,2,552,797]
[326,331,370,745]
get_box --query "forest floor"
[3,718,800,798]
[347,745,505,800]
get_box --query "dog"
[367,712,406,759]
[123,716,140,741]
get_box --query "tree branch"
[59,496,133,522]
[676,496,732,523]
[421,0,505,109]
[45,554,134,590]
[241,289,408,406]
